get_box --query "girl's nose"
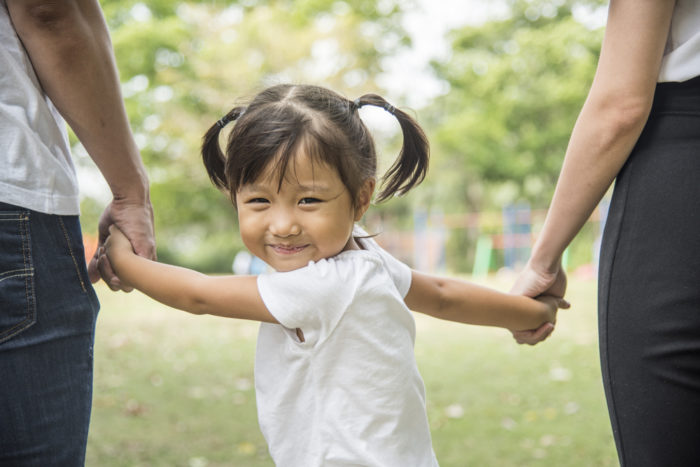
[269,209,301,237]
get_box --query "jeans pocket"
[0,211,36,344]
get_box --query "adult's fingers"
[511,322,555,345]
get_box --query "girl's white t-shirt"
[0,1,80,215]
[658,0,700,82]
[255,232,438,467]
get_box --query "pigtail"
[354,94,429,203]
[201,107,246,191]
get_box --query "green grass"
[86,276,618,466]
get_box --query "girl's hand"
[100,225,135,290]
[535,294,570,324]
[104,225,133,257]
[512,294,570,344]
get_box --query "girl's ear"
[354,178,376,221]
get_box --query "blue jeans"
[0,202,99,466]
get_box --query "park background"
[80,0,620,465]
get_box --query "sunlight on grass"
[86,276,617,466]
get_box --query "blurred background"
[78,0,608,276]
[82,0,619,465]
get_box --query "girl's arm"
[513,0,675,297]
[103,226,276,323]
[404,271,566,331]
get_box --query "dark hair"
[201,84,429,206]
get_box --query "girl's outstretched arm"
[102,226,276,323]
[404,271,567,332]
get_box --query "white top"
[255,231,439,467]
[0,1,80,215]
[658,0,700,83]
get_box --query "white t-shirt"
[0,1,80,215]
[658,0,700,83]
[255,232,439,467]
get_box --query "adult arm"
[510,0,675,344]
[405,270,566,332]
[7,0,156,290]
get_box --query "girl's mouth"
[269,244,308,255]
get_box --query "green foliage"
[426,1,604,212]
[416,0,605,272]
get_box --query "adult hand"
[88,196,155,291]
[512,322,555,345]
[511,260,567,299]
[509,261,568,345]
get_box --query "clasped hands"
[510,261,569,345]
[88,198,156,292]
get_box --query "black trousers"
[599,76,700,467]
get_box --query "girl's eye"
[299,197,322,205]
[247,198,269,204]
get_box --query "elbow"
[608,97,651,136]
[10,1,103,49]
[11,2,80,33]
[186,293,211,316]
[589,92,652,142]
[429,278,450,318]
[184,276,217,316]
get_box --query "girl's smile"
[268,243,310,255]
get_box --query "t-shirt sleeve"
[354,226,412,298]
[257,259,358,346]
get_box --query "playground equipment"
[375,201,609,276]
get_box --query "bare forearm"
[8,0,148,199]
[106,235,274,323]
[529,0,674,272]
[406,273,551,331]
[111,251,212,315]
[531,99,648,269]
[442,280,551,330]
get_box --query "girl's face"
[236,153,373,272]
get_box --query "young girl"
[102,84,567,466]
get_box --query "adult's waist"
[653,75,700,114]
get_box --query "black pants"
[599,76,700,467]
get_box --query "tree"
[426,0,604,213]
[419,0,605,271]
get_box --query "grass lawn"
[86,275,618,466]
